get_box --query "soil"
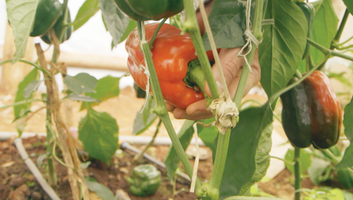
[0,136,201,200]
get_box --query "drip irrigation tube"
[13,138,61,200]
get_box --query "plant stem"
[294,147,301,200]
[307,39,353,62]
[137,21,201,188]
[0,59,51,76]
[209,129,231,190]
[46,103,57,187]
[149,18,167,48]
[331,9,349,50]
[233,0,263,106]
[182,0,220,99]
[209,0,264,197]
[133,119,162,162]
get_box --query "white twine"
[237,0,260,71]
[190,123,200,193]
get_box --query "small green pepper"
[30,0,62,37]
[113,0,184,21]
[40,8,73,45]
[126,164,161,196]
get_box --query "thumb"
[205,48,244,98]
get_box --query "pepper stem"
[182,0,220,99]
[136,21,201,188]
[294,147,301,200]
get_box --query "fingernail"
[192,110,203,116]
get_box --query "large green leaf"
[259,0,308,98]
[336,97,353,169]
[202,0,247,51]
[311,0,338,64]
[197,117,218,151]
[119,19,136,43]
[284,148,312,174]
[98,0,130,47]
[308,157,331,185]
[218,104,273,199]
[343,0,353,20]
[64,73,97,94]
[23,80,42,100]
[297,0,338,73]
[73,0,100,31]
[80,75,120,110]
[78,108,119,164]
[85,177,116,200]
[164,120,195,180]
[6,0,38,64]
[14,68,40,135]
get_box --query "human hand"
[166,0,261,121]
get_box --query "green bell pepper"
[113,0,184,21]
[40,8,73,45]
[126,164,161,196]
[30,0,62,37]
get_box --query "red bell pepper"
[125,23,213,108]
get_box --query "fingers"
[227,49,261,98]
[205,48,244,97]
[173,100,214,120]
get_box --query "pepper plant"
[3,0,353,199]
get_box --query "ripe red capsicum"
[125,23,214,108]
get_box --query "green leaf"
[14,68,39,135]
[119,20,136,43]
[259,0,308,98]
[132,97,157,135]
[329,188,345,200]
[337,168,353,189]
[307,157,331,185]
[80,75,121,110]
[67,94,100,102]
[84,177,116,200]
[343,190,353,200]
[218,104,273,199]
[6,0,38,64]
[202,0,247,51]
[98,0,130,47]
[64,73,97,94]
[197,117,218,150]
[343,0,353,19]
[164,120,195,180]
[284,148,312,174]
[73,0,100,31]
[23,80,42,100]
[337,97,353,169]
[311,0,338,64]
[78,108,119,164]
